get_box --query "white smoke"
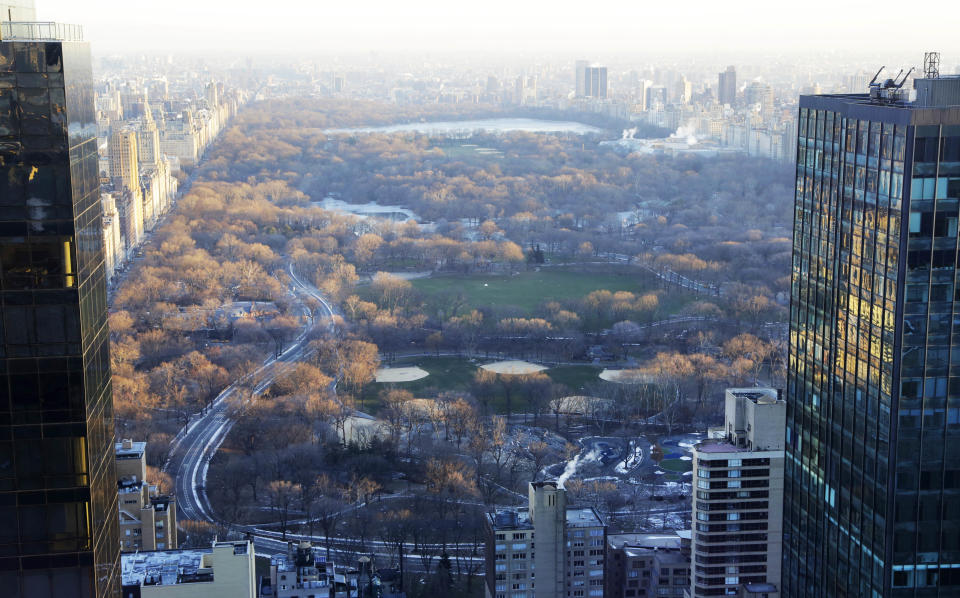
[669,122,698,145]
[621,127,638,140]
[557,447,602,488]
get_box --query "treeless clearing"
[480,360,547,375]
[375,366,430,383]
[598,368,653,383]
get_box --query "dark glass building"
[0,17,119,598]
[785,75,960,597]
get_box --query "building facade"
[485,482,606,598]
[116,440,176,552]
[605,532,690,598]
[690,389,785,597]
[785,75,960,596]
[0,14,120,598]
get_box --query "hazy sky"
[37,0,960,58]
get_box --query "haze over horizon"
[38,0,960,61]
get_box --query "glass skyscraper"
[785,76,960,596]
[0,10,120,598]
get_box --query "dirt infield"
[375,366,430,383]
[599,369,652,383]
[480,360,548,375]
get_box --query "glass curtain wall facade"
[785,91,960,597]
[0,36,119,598]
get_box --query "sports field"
[411,268,661,314]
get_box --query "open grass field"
[411,268,663,315]
[659,458,693,473]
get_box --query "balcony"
[0,21,83,42]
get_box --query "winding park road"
[167,263,333,525]
[163,266,480,568]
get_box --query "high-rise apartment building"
[137,104,161,169]
[0,8,120,598]
[485,482,606,598]
[689,388,785,597]
[109,128,139,193]
[785,72,960,596]
[718,66,737,106]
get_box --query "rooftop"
[122,548,210,587]
[727,387,781,405]
[695,441,745,454]
[566,507,604,528]
[116,439,146,459]
[607,532,683,551]
[0,21,83,42]
[804,76,960,110]
[487,506,605,530]
[121,541,249,588]
[743,583,778,592]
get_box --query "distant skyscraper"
[0,7,120,598]
[744,81,774,115]
[575,59,589,97]
[585,66,607,99]
[718,65,737,105]
[646,85,667,109]
[785,73,960,596]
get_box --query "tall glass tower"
[0,7,120,598]
[785,73,960,597]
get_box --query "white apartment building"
[688,388,785,598]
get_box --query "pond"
[313,197,420,221]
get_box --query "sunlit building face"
[785,79,960,597]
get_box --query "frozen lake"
[313,197,419,221]
[323,118,603,136]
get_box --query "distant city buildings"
[485,481,606,598]
[116,439,177,552]
[95,74,246,281]
[689,388,785,598]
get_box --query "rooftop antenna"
[923,52,940,79]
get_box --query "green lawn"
[659,458,693,473]
[411,269,661,315]
[545,365,604,392]
[359,356,478,412]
